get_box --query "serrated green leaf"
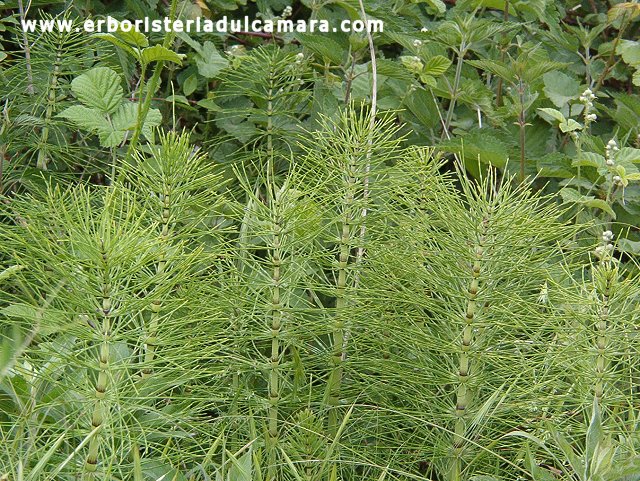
[559,118,582,132]
[467,59,513,82]
[561,189,617,218]
[57,105,110,134]
[615,147,640,164]
[114,29,148,48]
[573,152,605,168]
[543,71,580,108]
[537,153,574,178]
[140,44,185,65]
[420,0,446,14]
[195,41,229,78]
[423,55,451,76]
[296,33,346,65]
[97,103,161,147]
[537,107,566,124]
[617,40,640,66]
[93,33,138,58]
[71,67,124,114]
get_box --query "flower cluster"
[595,230,615,259]
[579,88,597,124]
[282,5,293,18]
[605,139,619,166]
[404,56,423,73]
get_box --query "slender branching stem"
[124,0,178,161]
[451,215,489,481]
[517,78,526,183]
[594,264,613,405]
[326,154,357,436]
[594,12,630,94]
[141,185,170,379]
[444,43,466,134]
[355,0,378,268]
[17,0,34,96]
[36,45,63,170]
[267,211,283,481]
[84,240,112,479]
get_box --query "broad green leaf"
[615,147,640,164]
[419,0,446,14]
[573,152,605,168]
[97,103,161,147]
[183,74,198,96]
[401,55,424,75]
[196,41,229,78]
[467,59,513,82]
[140,44,185,65]
[439,129,509,174]
[559,188,616,218]
[71,67,124,114]
[296,33,346,65]
[57,105,109,134]
[537,153,573,178]
[537,107,566,124]
[609,2,640,23]
[93,33,138,58]
[419,73,437,88]
[423,55,452,76]
[543,71,580,108]
[559,118,582,132]
[112,28,148,48]
[617,40,640,66]
[375,59,414,81]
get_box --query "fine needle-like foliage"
[2,116,640,481]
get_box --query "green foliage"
[59,67,162,148]
[1,0,640,480]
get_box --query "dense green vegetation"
[1,0,640,480]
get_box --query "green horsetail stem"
[267,214,283,481]
[142,189,170,379]
[326,155,358,436]
[84,242,112,479]
[36,48,62,171]
[451,216,488,481]
[594,264,614,404]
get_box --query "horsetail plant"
[299,107,403,436]
[120,131,225,380]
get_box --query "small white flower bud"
[607,139,617,147]
[421,27,429,32]
[606,159,615,166]
[603,230,614,242]
[606,243,614,251]
[413,39,423,47]
[613,175,622,184]
[595,245,605,257]
[586,113,597,121]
